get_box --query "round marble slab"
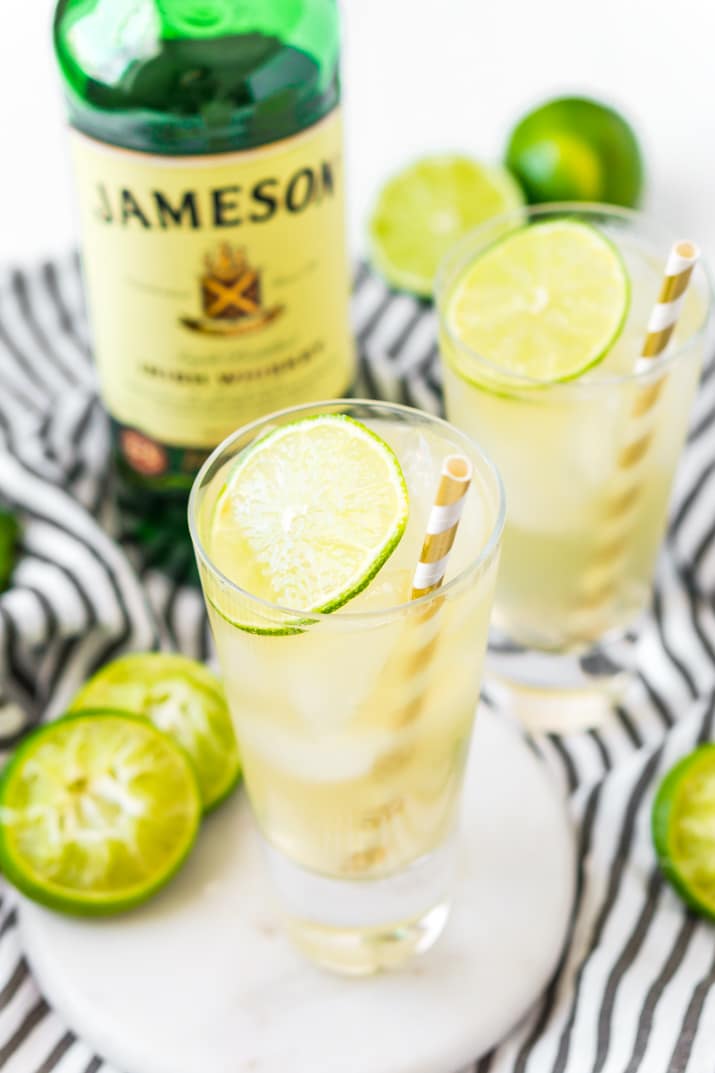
[19,708,574,1073]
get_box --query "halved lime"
[207,415,408,630]
[69,654,240,813]
[0,711,201,916]
[652,744,715,921]
[445,219,629,386]
[368,155,525,298]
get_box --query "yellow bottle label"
[71,109,354,454]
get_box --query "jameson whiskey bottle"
[54,0,354,569]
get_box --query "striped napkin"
[0,254,715,1073]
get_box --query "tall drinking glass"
[438,204,712,730]
[189,401,504,974]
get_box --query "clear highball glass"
[189,400,504,974]
[437,204,713,731]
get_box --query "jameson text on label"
[72,109,354,449]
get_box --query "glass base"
[486,627,639,733]
[262,836,457,975]
[285,902,451,976]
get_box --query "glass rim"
[436,201,714,392]
[187,398,506,622]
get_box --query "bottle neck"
[55,2,341,155]
[64,65,340,156]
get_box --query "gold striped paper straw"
[578,240,699,619]
[370,457,473,767]
[396,454,473,725]
[380,454,475,741]
[347,455,474,871]
[640,241,699,359]
[411,455,473,600]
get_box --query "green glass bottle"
[54,0,354,576]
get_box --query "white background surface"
[1,0,715,265]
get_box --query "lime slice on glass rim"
[368,155,525,298]
[652,744,715,921]
[0,711,201,916]
[69,653,240,813]
[444,218,630,388]
[206,414,409,633]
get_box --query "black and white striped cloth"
[1,254,715,1073]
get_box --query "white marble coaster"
[19,708,574,1073]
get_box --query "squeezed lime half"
[652,744,715,921]
[69,653,241,812]
[0,711,201,916]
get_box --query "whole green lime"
[505,97,644,208]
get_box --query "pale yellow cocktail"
[189,401,503,973]
[438,205,710,722]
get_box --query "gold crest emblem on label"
[180,243,284,336]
